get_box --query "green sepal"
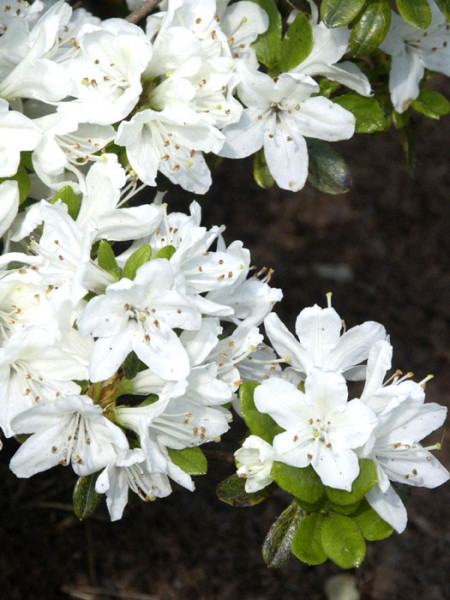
[333,94,386,133]
[73,474,101,521]
[49,185,80,220]
[122,244,152,280]
[291,511,327,565]
[270,462,326,507]
[168,447,207,476]
[253,148,275,189]
[97,240,121,279]
[325,459,377,506]
[396,0,432,29]
[239,381,283,443]
[262,499,304,568]
[411,88,450,119]
[249,0,282,70]
[153,244,176,260]
[216,474,276,507]
[320,512,366,569]
[0,165,30,205]
[279,11,313,71]
[352,499,394,540]
[350,0,391,57]
[306,139,351,194]
[435,0,450,20]
[320,0,366,27]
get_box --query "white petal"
[295,305,342,367]
[366,484,407,533]
[312,445,360,491]
[254,377,311,431]
[219,107,266,159]
[292,96,355,141]
[389,49,424,113]
[264,312,311,373]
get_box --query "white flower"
[380,3,450,113]
[9,394,129,478]
[0,99,41,178]
[264,300,386,380]
[95,448,172,521]
[77,258,201,382]
[0,180,20,239]
[219,61,355,191]
[255,369,377,490]
[235,435,274,493]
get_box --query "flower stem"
[126,0,160,24]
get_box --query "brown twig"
[126,0,160,24]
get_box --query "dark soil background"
[1,4,449,598]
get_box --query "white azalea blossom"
[219,61,355,191]
[235,434,274,493]
[255,369,378,490]
[0,99,41,177]
[380,2,450,113]
[264,299,386,380]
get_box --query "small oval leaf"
[73,474,100,521]
[263,499,304,568]
[168,447,207,476]
[353,499,394,540]
[279,11,313,71]
[217,474,275,507]
[240,381,282,443]
[249,0,282,70]
[321,513,366,569]
[333,95,386,133]
[325,459,377,505]
[411,88,450,119]
[122,244,152,280]
[321,0,366,27]
[253,149,275,189]
[291,511,327,565]
[270,461,326,506]
[350,0,391,57]
[306,139,351,194]
[396,0,432,29]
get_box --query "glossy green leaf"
[435,0,450,19]
[318,78,341,98]
[73,474,100,520]
[217,474,275,507]
[321,0,366,27]
[412,88,450,119]
[122,351,143,379]
[262,499,304,568]
[49,185,80,220]
[279,11,313,71]
[253,149,275,189]
[122,244,152,280]
[291,511,327,565]
[325,459,377,506]
[154,244,176,260]
[321,513,366,569]
[239,381,282,443]
[168,447,207,476]
[396,0,432,29]
[333,94,386,133]
[97,240,121,279]
[249,0,282,70]
[350,0,391,57]
[306,139,351,194]
[271,462,326,507]
[353,499,394,540]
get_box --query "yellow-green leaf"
[350,0,391,56]
[321,0,366,27]
[396,0,432,29]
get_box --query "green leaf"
[122,244,152,280]
[73,474,100,520]
[318,78,341,98]
[435,0,450,19]
[262,499,304,568]
[0,165,30,205]
[253,149,275,189]
[320,513,366,569]
[333,94,386,133]
[350,0,391,57]
[291,512,327,565]
[279,11,313,71]
[239,381,283,443]
[168,447,207,475]
[353,499,394,540]
[325,459,377,506]
[270,462,326,507]
[321,0,366,27]
[97,240,121,279]
[216,474,275,507]
[396,0,432,29]
[249,0,282,70]
[49,185,80,220]
[412,88,450,119]
[396,117,416,178]
[154,244,176,260]
[306,139,351,194]
[122,351,143,379]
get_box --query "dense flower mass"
[0,0,448,570]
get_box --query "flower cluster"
[0,153,282,520]
[234,297,449,535]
